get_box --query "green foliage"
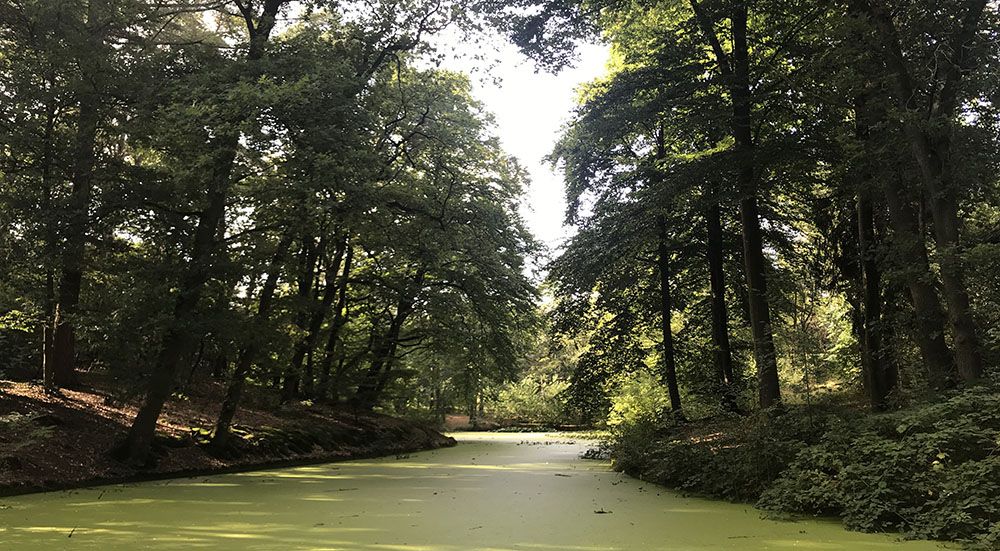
[614,406,832,502]
[608,385,1000,547]
[606,369,669,430]
[0,0,537,425]
[492,375,569,425]
[759,385,1000,545]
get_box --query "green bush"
[607,369,670,430]
[613,407,837,501]
[491,375,570,425]
[612,385,1000,546]
[758,385,1000,545]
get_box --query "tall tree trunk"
[50,33,103,389]
[882,174,955,388]
[303,349,315,397]
[857,188,897,407]
[373,344,400,398]
[854,100,898,408]
[211,233,292,449]
[881,278,903,386]
[657,216,683,416]
[114,0,286,466]
[731,3,780,407]
[185,339,206,389]
[651,125,683,416]
[40,94,57,390]
[467,377,479,428]
[114,141,237,464]
[865,0,985,382]
[317,246,353,402]
[691,0,781,407]
[353,335,394,411]
[284,234,346,402]
[354,296,413,410]
[210,351,227,380]
[705,192,737,410]
[281,234,322,402]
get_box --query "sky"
[437,39,610,254]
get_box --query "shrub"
[491,375,570,425]
[757,385,1000,545]
[607,369,670,430]
[612,385,1000,546]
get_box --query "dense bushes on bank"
[610,385,1000,547]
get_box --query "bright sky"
[437,38,610,255]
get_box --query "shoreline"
[0,434,456,499]
[0,380,455,499]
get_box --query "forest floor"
[0,376,455,497]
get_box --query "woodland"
[1,0,999,547]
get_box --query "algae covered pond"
[0,433,944,550]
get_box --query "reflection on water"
[0,433,946,550]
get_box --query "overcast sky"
[436,38,610,255]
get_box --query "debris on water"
[554,473,572,477]
[594,509,612,514]
[581,447,610,460]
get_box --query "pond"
[0,433,946,549]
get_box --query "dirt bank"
[0,379,455,497]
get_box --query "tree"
[862,0,991,382]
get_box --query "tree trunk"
[210,234,291,448]
[210,352,227,380]
[731,2,780,407]
[113,0,285,464]
[373,345,399,398]
[865,0,985,382]
[920,150,982,380]
[854,99,898,408]
[114,141,237,464]
[354,297,412,410]
[113,0,286,465]
[281,234,322,402]
[184,339,206,389]
[657,216,683,416]
[332,347,368,404]
[705,192,737,410]
[40,94,57,390]
[882,174,955,388]
[354,335,393,411]
[317,246,353,402]
[284,234,346,402]
[857,188,897,407]
[468,379,479,428]
[50,63,101,390]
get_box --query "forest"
[1,0,999,548]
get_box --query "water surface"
[0,433,945,549]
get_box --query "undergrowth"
[610,384,1000,547]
